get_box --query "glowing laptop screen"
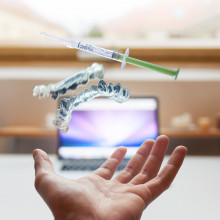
[58,97,159,159]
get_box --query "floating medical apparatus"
[41,32,179,79]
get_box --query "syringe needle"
[40,32,63,42]
[41,32,78,48]
[40,32,71,44]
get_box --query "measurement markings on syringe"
[78,42,113,59]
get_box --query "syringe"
[41,32,179,79]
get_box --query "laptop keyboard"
[61,158,130,171]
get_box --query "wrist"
[54,209,97,220]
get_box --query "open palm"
[33,135,187,220]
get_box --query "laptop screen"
[58,97,159,159]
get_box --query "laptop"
[58,96,159,171]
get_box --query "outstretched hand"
[33,135,187,220]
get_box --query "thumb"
[33,149,55,176]
[33,149,57,208]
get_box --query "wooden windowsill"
[0,46,220,68]
[161,128,220,138]
[1,125,220,138]
[0,126,57,138]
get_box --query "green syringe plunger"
[126,56,179,80]
[41,32,180,80]
[116,48,179,80]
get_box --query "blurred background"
[0,0,220,154]
[0,0,220,220]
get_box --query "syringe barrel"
[77,41,116,60]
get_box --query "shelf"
[0,126,56,138]
[161,128,220,138]
[1,67,220,81]
[0,126,220,139]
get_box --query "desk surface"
[0,155,220,220]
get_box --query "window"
[1,0,220,66]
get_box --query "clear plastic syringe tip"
[40,32,78,49]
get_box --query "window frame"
[0,44,220,68]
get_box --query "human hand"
[33,135,187,220]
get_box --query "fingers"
[93,147,127,180]
[33,149,56,195]
[114,139,155,183]
[131,135,169,185]
[144,146,187,203]
[33,149,66,213]
[33,149,55,176]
